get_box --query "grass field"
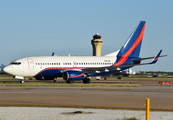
[0,82,140,87]
[90,75,173,81]
[0,76,173,81]
[0,73,172,87]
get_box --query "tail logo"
[113,22,146,66]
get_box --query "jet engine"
[62,71,85,80]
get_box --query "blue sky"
[0,0,172,71]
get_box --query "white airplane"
[3,21,166,83]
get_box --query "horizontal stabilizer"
[120,50,166,67]
[131,55,167,63]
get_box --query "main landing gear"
[83,78,91,84]
[65,78,91,84]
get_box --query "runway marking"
[0,104,173,112]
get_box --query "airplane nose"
[3,66,11,74]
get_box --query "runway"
[0,85,173,110]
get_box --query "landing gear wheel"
[20,80,24,84]
[66,80,74,84]
[83,78,90,84]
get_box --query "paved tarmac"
[0,85,173,110]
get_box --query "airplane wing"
[82,50,166,74]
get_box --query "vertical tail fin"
[114,21,146,66]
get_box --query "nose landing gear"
[20,80,24,84]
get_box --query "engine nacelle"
[62,71,85,80]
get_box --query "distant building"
[126,68,136,75]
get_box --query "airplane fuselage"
[4,56,117,79]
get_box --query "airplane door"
[27,58,34,70]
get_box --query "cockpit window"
[10,62,21,65]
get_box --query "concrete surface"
[0,107,173,120]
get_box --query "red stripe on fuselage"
[69,73,85,78]
[34,67,89,76]
[113,23,146,66]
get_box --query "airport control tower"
[91,33,103,56]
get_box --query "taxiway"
[0,86,173,110]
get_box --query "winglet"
[0,64,5,73]
[52,52,54,56]
[150,50,162,64]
